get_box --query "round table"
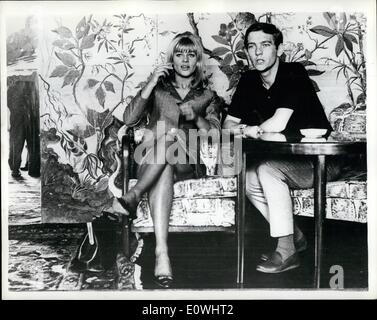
[234,132,366,288]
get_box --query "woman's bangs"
[174,38,197,55]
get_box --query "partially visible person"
[8,75,40,179]
[8,79,30,178]
[223,22,342,273]
[118,32,222,288]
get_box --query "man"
[223,22,341,273]
[8,75,40,179]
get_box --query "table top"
[237,132,367,155]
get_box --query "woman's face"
[172,50,198,78]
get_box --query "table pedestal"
[314,155,327,288]
[236,151,246,286]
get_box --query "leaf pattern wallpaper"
[5,10,367,223]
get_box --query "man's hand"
[242,125,263,138]
[260,132,286,141]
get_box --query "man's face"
[246,30,281,73]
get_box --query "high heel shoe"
[153,275,173,289]
[153,253,173,289]
[117,190,139,220]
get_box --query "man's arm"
[259,107,293,133]
[223,114,247,136]
[224,107,293,134]
[223,114,263,138]
[223,114,241,129]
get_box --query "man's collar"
[259,58,283,89]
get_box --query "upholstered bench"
[129,176,237,231]
[129,171,367,230]
[292,176,367,223]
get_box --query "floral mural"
[39,13,157,222]
[5,11,366,223]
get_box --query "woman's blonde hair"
[166,31,207,88]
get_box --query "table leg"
[121,216,131,258]
[313,155,327,288]
[236,151,246,288]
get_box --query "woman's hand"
[179,102,198,121]
[141,63,173,99]
[150,63,173,85]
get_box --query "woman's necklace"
[173,82,191,100]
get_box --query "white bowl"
[300,128,328,138]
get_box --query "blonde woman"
[118,32,222,288]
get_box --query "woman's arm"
[200,92,223,132]
[124,64,172,126]
[179,91,222,133]
[123,91,151,126]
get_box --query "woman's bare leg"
[131,164,166,200]
[148,164,174,277]
[119,134,173,212]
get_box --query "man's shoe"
[256,251,300,274]
[260,236,307,261]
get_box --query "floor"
[8,170,41,225]
[137,213,368,290]
[7,172,368,291]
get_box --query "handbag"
[68,212,119,273]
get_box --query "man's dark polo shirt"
[228,61,332,134]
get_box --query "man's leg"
[246,163,304,242]
[255,160,298,239]
[9,119,26,177]
[245,164,270,222]
[255,161,296,264]
[246,158,342,272]
[256,158,342,235]
[246,159,314,272]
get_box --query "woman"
[118,32,222,288]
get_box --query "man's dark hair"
[244,22,283,49]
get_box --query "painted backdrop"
[7,11,367,223]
